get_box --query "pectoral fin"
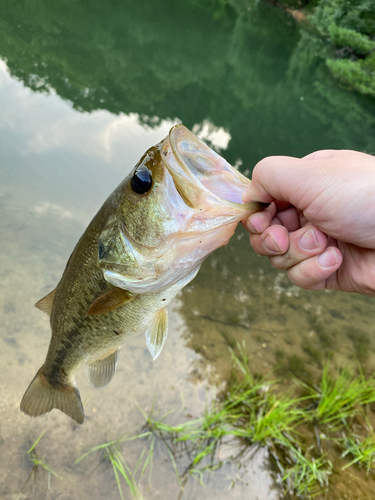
[86,348,120,388]
[86,288,134,317]
[145,308,168,361]
[35,288,56,316]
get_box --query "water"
[1,1,375,499]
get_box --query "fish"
[20,124,267,424]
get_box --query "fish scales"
[20,125,267,423]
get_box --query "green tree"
[0,0,374,169]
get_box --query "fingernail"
[264,235,281,253]
[247,213,263,233]
[245,220,258,233]
[318,249,338,268]
[299,228,318,250]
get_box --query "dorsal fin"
[35,288,56,316]
[86,288,134,317]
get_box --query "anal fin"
[145,307,168,361]
[35,288,56,316]
[86,348,120,388]
[86,288,134,317]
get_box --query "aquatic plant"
[135,345,330,499]
[142,350,375,498]
[74,349,375,500]
[341,434,375,473]
[222,346,304,446]
[24,430,60,490]
[298,365,375,428]
[74,433,155,500]
[282,451,331,498]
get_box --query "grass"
[73,346,375,500]
[130,345,331,499]
[282,452,331,498]
[74,432,155,500]
[341,433,375,473]
[139,401,227,491]
[24,430,61,490]
[297,365,375,429]
[223,346,303,445]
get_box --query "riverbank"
[267,0,375,98]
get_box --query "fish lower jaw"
[103,222,237,294]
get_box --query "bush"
[329,24,375,54]
[327,57,375,97]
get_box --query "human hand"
[242,150,375,295]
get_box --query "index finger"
[243,155,307,206]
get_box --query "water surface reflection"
[1,0,375,498]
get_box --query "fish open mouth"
[161,124,253,212]
[101,124,267,295]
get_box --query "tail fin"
[20,367,84,424]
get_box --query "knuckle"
[299,261,316,280]
[249,234,259,248]
[269,255,290,271]
[299,282,324,291]
[303,150,333,161]
[268,257,276,269]
[347,263,375,295]
[252,156,273,182]
[287,260,320,288]
[250,237,266,256]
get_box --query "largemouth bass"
[20,125,266,424]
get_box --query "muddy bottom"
[1,188,375,500]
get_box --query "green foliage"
[221,347,304,445]
[342,434,375,473]
[310,0,375,36]
[325,18,375,98]
[72,351,375,500]
[1,0,375,168]
[283,452,331,498]
[276,0,314,7]
[299,365,375,427]
[329,24,375,54]
[327,57,375,97]
[302,0,375,98]
[138,346,332,499]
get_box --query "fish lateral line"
[21,124,270,425]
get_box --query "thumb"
[243,156,308,206]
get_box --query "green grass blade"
[28,430,47,454]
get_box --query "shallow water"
[1,1,375,499]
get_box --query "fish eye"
[131,165,153,194]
